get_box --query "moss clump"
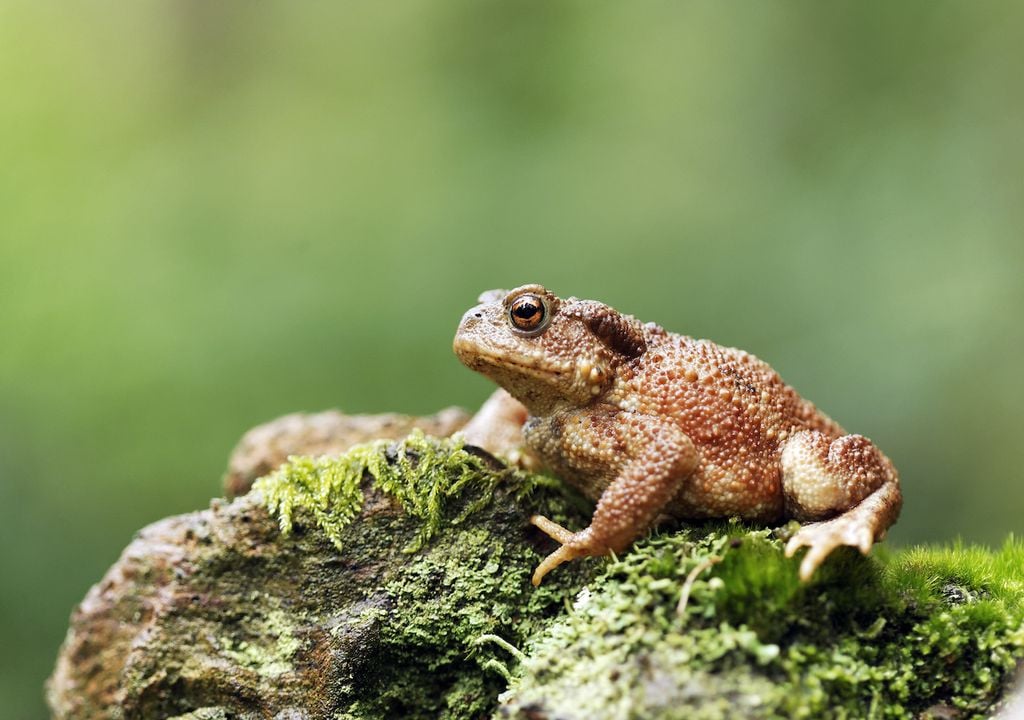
[254,429,548,553]
[500,525,1024,719]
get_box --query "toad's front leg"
[527,409,699,586]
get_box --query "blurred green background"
[2,2,1023,716]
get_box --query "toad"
[453,285,901,585]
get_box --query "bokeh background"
[2,2,1023,716]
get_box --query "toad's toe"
[529,521,606,586]
[785,517,878,581]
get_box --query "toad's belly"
[553,453,786,524]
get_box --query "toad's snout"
[453,303,512,372]
[458,305,485,328]
[453,305,487,363]
[454,306,484,346]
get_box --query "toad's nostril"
[474,312,482,318]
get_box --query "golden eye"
[509,294,548,334]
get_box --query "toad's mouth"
[453,339,567,383]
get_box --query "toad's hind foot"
[784,516,875,582]
[529,515,603,586]
[781,430,902,581]
[530,515,574,544]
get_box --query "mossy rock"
[47,433,592,720]
[48,432,1024,719]
[500,528,1024,719]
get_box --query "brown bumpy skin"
[454,285,902,584]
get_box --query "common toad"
[454,285,902,584]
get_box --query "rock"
[48,433,590,719]
[49,424,1024,719]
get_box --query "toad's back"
[608,328,847,521]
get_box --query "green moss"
[253,429,550,553]
[500,526,1024,719]
[339,493,591,720]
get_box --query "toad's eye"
[509,294,549,334]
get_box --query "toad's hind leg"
[781,430,902,581]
